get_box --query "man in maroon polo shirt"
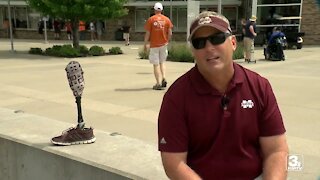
[158,11,288,180]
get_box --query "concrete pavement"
[0,39,319,179]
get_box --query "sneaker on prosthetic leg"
[51,126,96,146]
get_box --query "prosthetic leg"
[65,61,86,129]
[51,61,95,145]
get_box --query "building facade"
[0,0,319,45]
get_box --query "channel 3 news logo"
[287,154,303,171]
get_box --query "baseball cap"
[154,2,163,11]
[188,11,232,41]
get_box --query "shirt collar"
[189,62,244,95]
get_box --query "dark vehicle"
[264,33,286,61]
[256,16,304,49]
[283,31,304,49]
[276,17,304,49]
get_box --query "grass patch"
[29,45,121,58]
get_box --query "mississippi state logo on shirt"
[241,100,254,108]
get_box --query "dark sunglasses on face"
[191,32,232,49]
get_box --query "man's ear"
[231,35,237,51]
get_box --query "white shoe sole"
[51,137,96,146]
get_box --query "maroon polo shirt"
[158,63,286,179]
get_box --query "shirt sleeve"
[158,91,189,152]
[259,79,286,136]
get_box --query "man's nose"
[204,39,216,50]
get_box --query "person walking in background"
[3,18,10,38]
[65,21,72,40]
[96,20,104,41]
[38,19,44,35]
[122,22,131,46]
[243,15,257,62]
[90,21,96,41]
[144,2,173,90]
[79,20,86,40]
[53,19,61,40]
[158,11,288,179]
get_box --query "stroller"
[264,28,287,61]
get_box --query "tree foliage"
[27,0,128,48]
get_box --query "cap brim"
[188,24,229,41]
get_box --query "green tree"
[27,0,128,48]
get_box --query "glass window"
[28,8,41,29]
[256,3,302,44]
[163,7,187,32]
[1,6,37,29]
[257,5,301,25]
[14,7,28,28]
[200,6,238,32]
[0,7,4,28]
[177,8,187,32]
[135,7,187,32]
[258,0,301,4]
[200,7,217,12]
[223,7,238,32]
[135,8,150,32]
[163,7,176,30]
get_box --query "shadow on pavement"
[136,72,152,75]
[0,50,57,60]
[115,87,152,92]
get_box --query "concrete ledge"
[0,108,166,180]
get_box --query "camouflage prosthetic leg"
[65,61,86,129]
[51,61,95,145]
